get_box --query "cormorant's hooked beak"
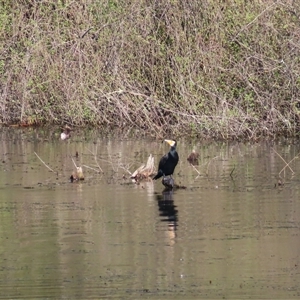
[164,139,176,147]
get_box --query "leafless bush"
[1,0,300,140]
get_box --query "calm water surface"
[0,127,300,299]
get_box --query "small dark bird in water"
[61,125,72,140]
[187,149,199,165]
[153,139,179,181]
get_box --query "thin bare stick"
[119,164,133,175]
[34,151,56,173]
[85,147,94,155]
[279,155,298,176]
[100,154,133,174]
[82,164,101,173]
[71,157,78,168]
[104,154,117,172]
[189,162,201,175]
[81,27,93,38]
[232,1,278,41]
[272,148,295,174]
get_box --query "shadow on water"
[156,189,178,232]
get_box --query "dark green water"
[0,127,300,299]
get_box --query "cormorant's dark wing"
[153,154,168,180]
[158,153,168,170]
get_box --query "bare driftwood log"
[131,154,155,182]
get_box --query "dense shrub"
[1,0,300,140]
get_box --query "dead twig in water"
[100,154,132,175]
[82,164,101,173]
[85,146,103,173]
[189,162,201,175]
[71,157,78,168]
[272,148,296,175]
[279,155,298,176]
[34,151,56,173]
[119,164,133,175]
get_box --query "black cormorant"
[153,139,179,180]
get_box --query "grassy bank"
[1,0,300,140]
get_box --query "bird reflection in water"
[156,189,178,236]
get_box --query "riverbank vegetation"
[1,0,300,140]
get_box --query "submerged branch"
[189,162,201,176]
[272,148,296,175]
[34,152,56,173]
[85,147,103,173]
